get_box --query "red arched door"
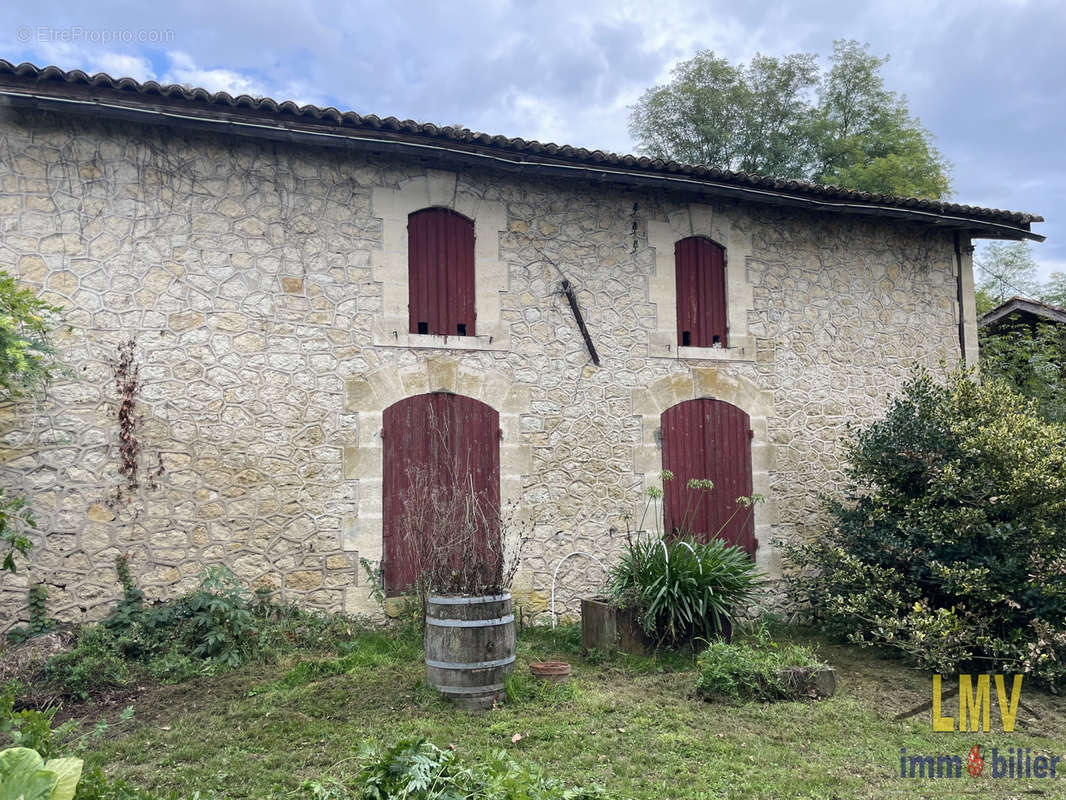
[660,397,755,555]
[382,392,500,594]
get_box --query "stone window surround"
[630,367,780,575]
[646,204,755,362]
[370,170,510,352]
[340,356,532,614]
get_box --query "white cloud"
[159,51,327,107]
[25,41,156,81]
[162,50,270,97]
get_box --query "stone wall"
[0,107,969,629]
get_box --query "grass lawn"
[74,624,1066,800]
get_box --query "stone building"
[0,60,1044,629]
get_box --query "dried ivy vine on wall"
[111,338,164,509]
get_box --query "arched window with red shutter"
[408,207,476,337]
[675,236,727,348]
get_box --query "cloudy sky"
[1,0,1062,283]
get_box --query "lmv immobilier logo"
[897,674,1063,782]
[930,674,1022,732]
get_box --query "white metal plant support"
[550,551,610,629]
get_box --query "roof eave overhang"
[0,87,1045,243]
[979,299,1066,328]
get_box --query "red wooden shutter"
[660,398,755,555]
[408,208,476,336]
[382,392,500,594]
[675,237,727,347]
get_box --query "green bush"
[44,561,368,698]
[979,318,1066,423]
[785,369,1066,685]
[1,684,76,758]
[609,534,762,649]
[0,270,65,575]
[45,627,132,699]
[695,636,826,702]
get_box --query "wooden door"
[660,397,755,554]
[382,392,500,594]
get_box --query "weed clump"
[695,633,827,703]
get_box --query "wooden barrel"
[425,593,516,711]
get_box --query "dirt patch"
[0,627,77,685]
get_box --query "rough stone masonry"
[0,100,989,629]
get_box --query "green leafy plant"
[181,565,255,665]
[695,635,827,703]
[44,626,132,700]
[350,739,602,799]
[979,317,1066,423]
[785,368,1066,685]
[610,473,763,649]
[42,558,371,698]
[609,534,762,648]
[0,271,64,577]
[6,584,57,643]
[0,684,76,758]
[0,747,82,800]
[0,272,64,399]
[0,492,36,575]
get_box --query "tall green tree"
[0,272,63,574]
[973,241,1045,315]
[811,41,951,199]
[628,40,952,199]
[1043,272,1066,309]
[629,51,819,176]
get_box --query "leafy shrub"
[979,318,1066,423]
[0,491,37,576]
[785,369,1066,685]
[0,271,65,575]
[0,747,83,800]
[695,635,827,703]
[42,560,372,698]
[609,534,762,649]
[339,739,602,799]
[44,626,133,699]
